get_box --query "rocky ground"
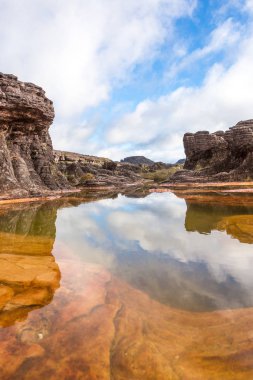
[0,73,146,201]
[54,150,146,190]
[2,72,253,200]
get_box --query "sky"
[1,0,253,163]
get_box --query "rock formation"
[171,119,253,182]
[55,150,143,188]
[0,73,69,199]
[0,73,145,199]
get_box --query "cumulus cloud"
[2,0,251,161]
[107,18,253,161]
[105,193,253,288]
[55,193,253,305]
[0,0,196,120]
[166,18,242,80]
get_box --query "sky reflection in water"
[2,192,253,378]
[52,192,253,311]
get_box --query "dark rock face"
[0,73,68,198]
[171,120,253,182]
[121,156,155,166]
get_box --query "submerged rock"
[1,260,253,379]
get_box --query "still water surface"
[1,191,253,379]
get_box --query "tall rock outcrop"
[171,120,253,182]
[0,73,69,198]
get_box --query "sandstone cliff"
[0,73,69,199]
[0,74,143,199]
[171,120,253,182]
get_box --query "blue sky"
[1,0,253,162]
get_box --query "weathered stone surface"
[0,73,69,199]
[171,119,253,182]
[55,150,144,188]
[0,73,148,199]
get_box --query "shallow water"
[1,191,253,379]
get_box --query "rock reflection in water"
[184,194,253,243]
[185,196,253,233]
[54,192,253,311]
[0,203,60,327]
[1,193,253,379]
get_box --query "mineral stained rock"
[171,120,253,182]
[0,73,69,199]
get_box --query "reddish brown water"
[1,192,253,379]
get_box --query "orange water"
[1,192,253,379]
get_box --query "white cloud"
[105,193,253,290]
[107,22,253,161]
[55,192,253,303]
[166,18,242,80]
[2,0,252,162]
[0,0,196,120]
[246,0,253,11]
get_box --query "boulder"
[171,119,253,182]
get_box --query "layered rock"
[0,73,146,199]
[171,119,253,182]
[0,73,69,198]
[55,150,144,188]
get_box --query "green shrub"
[81,173,95,181]
[141,165,182,183]
[102,161,117,171]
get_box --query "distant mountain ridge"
[120,156,155,166]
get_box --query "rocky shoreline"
[1,72,253,202]
[0,73,147,201]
